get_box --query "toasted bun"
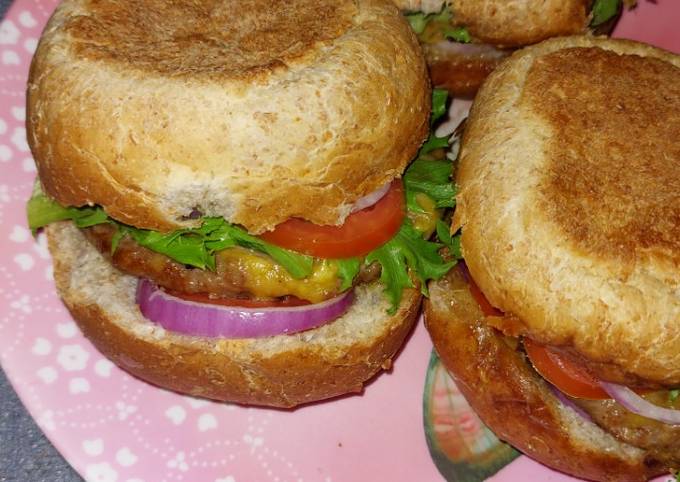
[393,0,592,96]
[394,0,588,45]
[455,36,680,386]
[451,0,589,47]
[424,268,670,481]
[28,0,430,234]
[47,221,420,408]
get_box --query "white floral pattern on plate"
[0,1,677,481]
[0,6,442,479]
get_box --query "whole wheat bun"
[394,0,589,46]
[394,0,593,95]
[454,37,680,386]
[424,268,671,481]
[46,221,421,408]
[450,0,589,47]
[27,0,430,234]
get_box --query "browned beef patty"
[83,224,379,301]
[572,395,680,465]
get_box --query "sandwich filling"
[28,90,459,337]
[459,263,680,463]
[400,1,632,96]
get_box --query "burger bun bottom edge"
[424,266,670,482]
[46,221,421,408]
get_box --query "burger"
[393,0,633,96]
[424,36,680,480]
[25,0,456,408]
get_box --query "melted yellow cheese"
[408,193,441,237]
[217,248,339,303]
[214,193,441,302]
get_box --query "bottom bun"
[424,267,669,482]
[47,221,420,408]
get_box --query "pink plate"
[0,2,678,481]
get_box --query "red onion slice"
[351,182,391,213]
[548,385,593,423]
[600,382,680,425]
[136,279,353,339]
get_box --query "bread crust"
[28,0,430,234]
[422,42,507,97]
[47,221,421,408]
[451,0,589,47]
[455,37,680,385]
[394,0,589,46]
[424,268,670,481]
[393,0,592,96]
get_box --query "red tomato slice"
[461,264,630,401]
[166,290,310,308]
[524,338,610,400]
[460,263,504,317]
[260,181,405,258]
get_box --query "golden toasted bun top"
[28,0,430,233]
[530,47,680,270]
[393,0,590,47]
[62,0,357,80]
[455,36,680,385]
[452,0,589,47]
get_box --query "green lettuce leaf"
[431,88,448,125]
[404,89,456,214]
[443,26,471,43]
[591,0,621,26]
[27,187,314,278]
[395,221,455,291]
[26,183,109,234]
[407,6,471,44]
[436,219,462,259]
[416,87,451,158]
[404,159,457,212]
[125,225,216,270]
[109,227,125,255]
[405,12,429,34]
[366,220,454,314]
[420,87,450,156]
[366,241,414,314]
[670,389,680,404]
[336,258,361,292]
[203,220,314,278]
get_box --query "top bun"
[451,0,588,47]
[28,0,430,233]
[393,0,589,47]
[455,36,680,385]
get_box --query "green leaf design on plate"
[423,350,520,481]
